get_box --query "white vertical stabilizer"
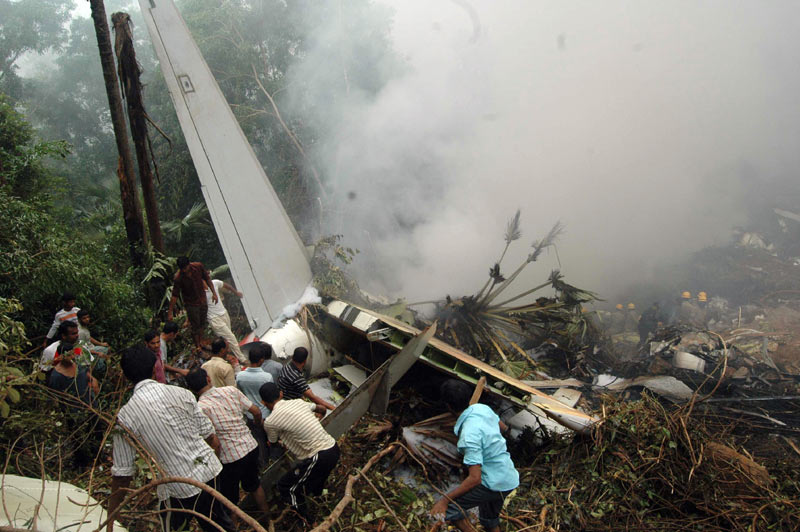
[137,0,312,335]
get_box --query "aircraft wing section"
[137,0,312,335]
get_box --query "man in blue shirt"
[431,380,519,532]
[235,343,273,467]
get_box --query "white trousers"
[208,312,246,362]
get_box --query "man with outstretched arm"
[107,345,233,532]
[430,380,519,532]
[277,347,335,412]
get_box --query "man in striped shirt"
[108,345,234,532]
[186,369,270,514]
[260,382,340,521]
[43,292,80,348]
[277,347,335,411]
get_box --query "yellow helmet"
[627,303,636,310]
[698,291,708,302]
[681,291,691,299]
[615,303,623,310]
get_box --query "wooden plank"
[469,377,486,405]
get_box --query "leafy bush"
[0,93,151,358]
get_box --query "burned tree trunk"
[112,12,165,253]
[89,0,146,266]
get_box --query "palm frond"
[163,203,210,242]
[504,209,522,244]
[528,221,563,262]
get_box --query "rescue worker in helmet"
[623,302,638,332]
[610,303,626,334]
[678,291,705,327]
[696,291,710,327]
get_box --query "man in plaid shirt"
[186,368,270,515]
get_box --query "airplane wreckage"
[136,0,598,450]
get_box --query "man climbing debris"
[168,256,218,348]
[205,274,247,363]
[431,380,519,532]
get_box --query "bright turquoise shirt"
[454,404,520,492]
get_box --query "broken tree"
[112,12,164,253]
[89,0,146,266]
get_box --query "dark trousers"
[277,443,340,519]
[218,447,261,505]
[159,477,235,532]
[445,485,512,530]
[246,417,270,469]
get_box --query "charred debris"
[298,209,800,531]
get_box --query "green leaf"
[7,387,20,404]
[0,400,10,418]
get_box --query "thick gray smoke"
[294,1,800,302]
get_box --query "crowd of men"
[40,256,519,532]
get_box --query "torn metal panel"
[0,475,128,532]
[552,387,582,408]
[594,375,694,402]
[333,364,368,387]
[673,351,707,372]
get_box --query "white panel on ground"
[138,0,312,336]
[0,475,127,532]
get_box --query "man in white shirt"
[43,292,80,348]
[205,277,246,363]
[40,321,79,372]
[108,345,234,532]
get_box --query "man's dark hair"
[61,292,76,302]
[163,321,179,335]
[440,379,473,413]
[292,347,308,364]
[121,345,157,384]
[56,341,74,356]
[77,309,89,319]
[58,320,78,338]
[186,368,209,393]
[143,329,159,343]
[176,256,190,269]
[259,382,280,404]
[211,337,227,354]
[249,343,270,365]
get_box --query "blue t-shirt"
[235,367,273,419]
[261,359,283,384]
[454,404,519,492]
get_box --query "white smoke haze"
[293,1,800,303]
